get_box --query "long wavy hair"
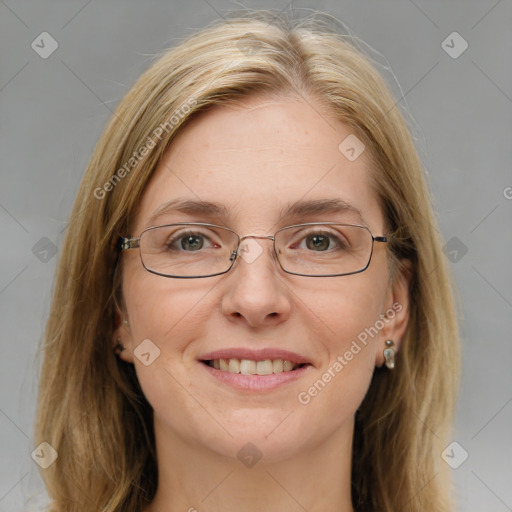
[34,10,460,512]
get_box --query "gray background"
[1,1,511,510]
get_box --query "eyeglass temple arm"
[374,236,388,243]
[119,237,140,251]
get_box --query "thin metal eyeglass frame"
[118,222,389,278]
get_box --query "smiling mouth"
[202,358,309,376]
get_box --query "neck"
[145,417,355,512]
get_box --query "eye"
[298,230,348,252]
[179,234,204,251]
[280,225,354,255]
[305,233,331,251]
[164,229,218,252]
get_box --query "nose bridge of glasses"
[238,234,275,243]
[233,234,278,265]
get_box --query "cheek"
[122,272,219,401]
[292,274,386,411]
[122,274,223,438]
[124,271,214,346]
[295,270,387,355]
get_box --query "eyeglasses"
[119,222,388,278]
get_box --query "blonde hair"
[35,10,460,512]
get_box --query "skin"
[114,93,410,512]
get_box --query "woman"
[35,10,460,512]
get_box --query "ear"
[112,307,135,364]
[374,259,411,367]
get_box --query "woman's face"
[117,93,409,463]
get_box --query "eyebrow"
[146,197,366,227]
[146,198,230,226]
[279,198,365,224]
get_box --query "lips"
[198,348,313,390]
[206,358,303,375]
[199,348,312,375]
[200,348,311,366]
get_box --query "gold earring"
[383,340,395,369]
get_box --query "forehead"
[132,94,384,234]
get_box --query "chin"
[197,408,321,465]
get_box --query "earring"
[114,338,126,356]
[122,319,128,325]
[383,340,395,369]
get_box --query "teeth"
[283,360,294,372]
[273,359,283,373]
[208,358,302,375]
[228,359,240,373]
[240,359,256,375]
[256,359,273,375]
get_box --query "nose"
[220,236,292,328]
